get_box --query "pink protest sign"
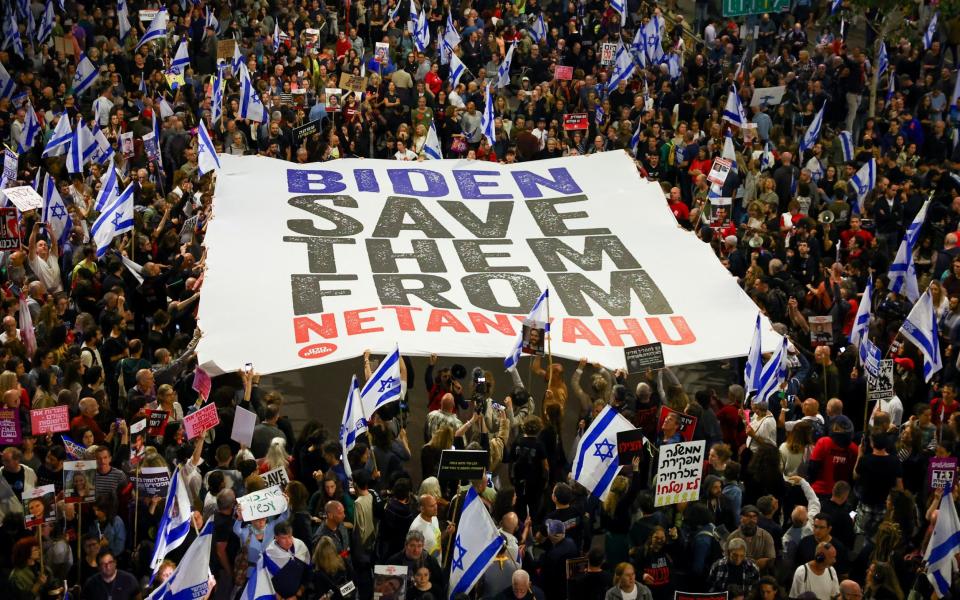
[192,367,212,400]
[30,406,70,435]
[184,402,220,440]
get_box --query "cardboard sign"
[617,429,647,465]
[601,43,617,65]
[562,113,589,131]
[437,449,489,480]
[809,315,833,344]
[23,484,56,528]
[145,409,169,436]
[165,72,185,89]
[555,65,574,81]
[338,73,367,93]
[217,39,236,61]
[30,406,70,435]
[375,42,389,63]
[566,556,589,579]
[928,457,958,492]
[192,367,212,400]
[0,408,21,444]
[624,342,665,373]
[183,402,220,440]
[53,36,74,56]
[262,466,290,488]
[293,118,324,143]
[707,158,733,186]
[3,149,17,181]
[63,460,96,504]
[657,406,698,441]
[2,185,43,212]
[0,208,18,251]
[238,485,288,521]
[675,593,729,600]
[749,85,786,108]
[231,406,257,447]
[654,440,705,507]
[133,466,171,496]
[867,359,894,404]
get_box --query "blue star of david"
[594,438,615,461]
[647,38,658,49]
[858,183,867,194]
[451,537,467,571]
[50,202,66,220]
[112,210,124,228]
[378,376,396,392]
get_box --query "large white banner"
[198,151,777,376]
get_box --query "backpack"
[697,527,724,568]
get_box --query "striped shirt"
[95,467,129,498]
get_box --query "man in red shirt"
[839,216,874,250]
[930,382,960,427]
[667,187,690,226]
[69,397,109,444]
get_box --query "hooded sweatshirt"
[807,415,858,495]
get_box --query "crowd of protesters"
[1,0,960,598]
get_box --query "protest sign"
[374,42,389,63]
[374,565,407,598]
[0,408,21,444]
[437,449,489,480]
[616,429,647,465]
[749,86,786,107]
[654,440,705,507]
[293,119,324,143]
[928,457,957,492]
[675,593,729,600]
[706,158,733,186]
[130,419,147,434]
[231,406,257,447]
[238,485,288,521]
[121,132,135,158]
[339,73,367,93]
[63,460,96,503]
[867,359,894,404]
[30,406,69,435]
[562,113,589,130]
[2,186,43,212]
[657,406,697,441]
[133,466,171,496]
[262,466,290,488]
[624,342,665,373]
[23,485,56,528]
[809,315,833,344]
[325,88,343,112]
[53,36,74,55]
[195,153,782,376]
[566,557,589,579]
[145,409,169,436]
[183,402,220,440]
[192,367,212,400]
[139,9,158,21]
[555,65,574,80]
[3,149,17,181]
[601,43,616,65]
[217,39,236,61]
[165,72,185,90]
[0,208,18,251]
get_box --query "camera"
[471,367,488,414]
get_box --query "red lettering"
[426,309,470,333]
[344,307,384,335]
[468,312,516,335]
[561,319,604,346]
[293,314,337,343]
[646,316,696,345]
[382,306,421,331]
[599,318,650,347]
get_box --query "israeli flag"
[238,63,266,122]
[91,181,134,257]
[504,288,548,370]
[387,0,401,23]
[146,519,214,600]
[876,42,888,78]
[272,21,280,53]
[36,0,54,44]
[889,239,919,302]
[666,53,681,80]
[440,12,461,64]
[497,41,516,89]
[242,555,276,600]
[595,104,605,125]
[886,70,896,102]
[641,17,663,66]
[3,12,24,59]
[71,52,99,96]
[849,158,876,214]
[799,102,825,154]
[408,0,419,34]
[205,7,219,36]
[196,120,220,175]
[905,199,930,250]
[899,289,943,382]
[572,404,636,499]
[135,7,168,50]
[232,42,243,75]
[339,375,365,479]
[756,337,788,401]
[860,337,882,375]
[414,5,430,52]
[849,275,873,349]
[155,96,174,120]
[61,434,85,460]
[424,121,442,159]
[830,0,841,14]
[91,124,115,165]
[529,13,546,44]
[480,83,495,147]
[66,118,96,174]
[41,174,72,247]
[924,11,939,50]
[722,132,738,171]
[359,345,402,418]
[117,0,131,42]
[744,314,763,395]
[0,62,14,99]
[170,40,190,74]
[630,121,642,156]
[722,84,747,128]
[448,486,505,598]
[839,130,854,162]
[42,113,72,157]
[17,103,40,152]
[147,466,193,573]
[606,41,636,92]
[610,0,626,26]
[211,67,224,124]
[95,157,120,212]
[448,52,466,88]
[951,67,960,108]
[924,480,960,596]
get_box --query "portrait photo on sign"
[521,324,545,355]
[373,564,407,600]
[63,460,97,504]
[325,88,342,112]
[23,485,56,528]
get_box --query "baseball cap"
[545,519,565,536]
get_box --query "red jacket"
[716,404,746,448]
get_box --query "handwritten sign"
[183,402,219,440]
[30,406,70,435]
[338,73,367,93]
[262,466,290,488]
[657,406,698,441]
[928,457,958,492]
[238,485,288,521]
[2,185,43,212]
[217,39,236,61]
[192,367,212,400]
[654,440,705,507]
[0,408,21,444]
[617,429,647,465]
[555,65,574,80]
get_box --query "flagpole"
[37,524,43,571]
[441,488,463,568]
[76,509,81,583]
[546,291,553,391]
[134,462,141,546]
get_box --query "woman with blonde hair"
[421,426,454,481]
[605,562,653,600]
[258,437,292,478]
[311,536,353,598]
[779,420,813,477]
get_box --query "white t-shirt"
[872,396,903,427]
[28,252,62,293]
[790,564,839,599]
[747,413,777,449]
[620,585,638,600]
[408,515,441,560]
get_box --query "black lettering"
[438,201,514,238]
[548,270,672,316]
[372,196,453,238]
[527,235,641,272]
[374,275,459,308]
[290,274,357,315]
[524,195,611,236]
[365,239,446,273]
[286,195,363,236]
[461,274,541,312]
[453,240,528,272]
[283,236,355,273]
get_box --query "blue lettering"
[388,169,449,197]
[355,169,379,192]
[512,167,582,198]
[453,170,511,199]
[287,170,347,193]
